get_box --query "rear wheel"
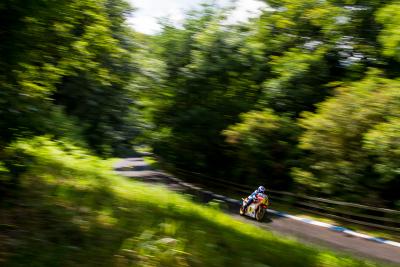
[255,208,265,221]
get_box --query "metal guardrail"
[173,167,400,232]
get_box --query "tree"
[147,5,266,173]
[223,109,301,188]
[363,118,400,206]
[296,70,400,205]
[0,0,138,155]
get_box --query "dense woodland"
[1,0,400,208]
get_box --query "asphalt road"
[114,156,400,266]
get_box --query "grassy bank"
[0,137,389,266]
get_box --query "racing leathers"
[243,186,265,211]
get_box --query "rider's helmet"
[258,186,266,193]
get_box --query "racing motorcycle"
[239,193,269,221]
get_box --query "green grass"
[142,155,160,169]
[0,137,392,266]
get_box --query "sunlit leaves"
[364,117,400,183]
[376,2,400,61]
[297,71,400,200]
[0,0,137,154]
[223,109,300,185]
[224,109,280,145]
[262,47,330,114]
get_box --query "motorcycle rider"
[243,186,266,212]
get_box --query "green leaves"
[0,0,137,154]
[364,117,400,183]
[223,109,300,186]
[376,2,400,61]
[297,71,400,201]
[223,109,280,146]
[2,0,400,206]
[262,47,330,115]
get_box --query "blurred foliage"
[297,71,400,204]
[0,137,384,266]
[376,2,400,61]
[0,0,399,207]
[135,1,400,207]
[223,109,301,188]
[1,0,399,264]
[0,0,138,155]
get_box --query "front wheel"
[255,208,266,221]
[239,199,246,216]
[239,206,245,215]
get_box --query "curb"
[266,210,400,248]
